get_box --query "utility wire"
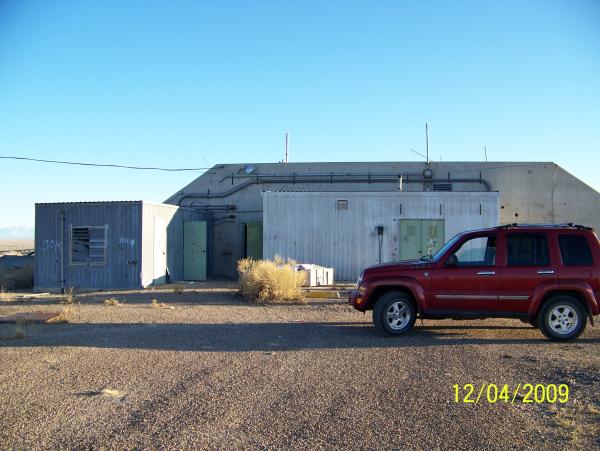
[1,154,555,174]
[0,155,211,171]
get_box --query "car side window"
[453,235,496,267]
[558,234,593,266]
[506,233,550,266]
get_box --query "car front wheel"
[539,296,587,341]
[373,291,416,335]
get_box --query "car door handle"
[477,271,496,276]
[537,270,555,275]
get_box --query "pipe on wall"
[177,174,492,205]
[188,202,237,211]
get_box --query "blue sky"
[0,0,599,229]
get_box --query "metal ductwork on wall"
[177,171,492,204]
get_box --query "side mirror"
[446,254,459,267]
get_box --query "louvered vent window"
[71,226,107,265]
[432,183,453,192]
[336,199,348,210]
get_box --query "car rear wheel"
[538,296,586,341]
[373,291,416,335]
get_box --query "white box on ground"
[294,264,334,287]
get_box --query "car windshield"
[421,233,463,261]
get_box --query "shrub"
[172,285,184,295]
[47,306,74,323]
[0,286,11,303]
[150,299,166,308]
[62,287,76,305]
[237,256,306,302]
[103,298,121,306]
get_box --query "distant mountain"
[0,227,34,240]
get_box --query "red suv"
[349,224,600,340]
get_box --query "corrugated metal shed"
[35,201,206,290]
[263,191,500,281]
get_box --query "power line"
[0,155,211,171]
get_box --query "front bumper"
[348,290,367,311]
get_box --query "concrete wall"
[263,192,499,281]
[166,161,600,278]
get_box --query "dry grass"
[47,306,74,324]
[549,403,600,443]
[150,299,166,308]
[103,298,121,306]
[172,285,184,295]
[62,287,76,305]
[237,256,306,302]
[0,286,12,303]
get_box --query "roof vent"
[433,182,453,192]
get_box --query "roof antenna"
[410,123,441,162]
[484,145,488,162]
[425,123,430,164]
[285,132,289,163]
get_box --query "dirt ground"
[1,282,599,450]
[0,240,34,254]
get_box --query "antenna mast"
[425,123,429,163]
[285,132,288,163]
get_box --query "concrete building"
[35,201,207,291]
[34,161,600,289]
[165,161,600,280]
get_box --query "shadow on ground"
[2,321,598,352]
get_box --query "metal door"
[246,222,263,260]
[184,221,207,281]
[399,220,422,260]
[153,218,167,284]
[421,220,445,258]
[399,219,446,260]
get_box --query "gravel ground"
[1,283,599,450]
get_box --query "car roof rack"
[498,223,592,230]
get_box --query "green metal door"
[399,219,445,260]
[184,221,207,281]
[246,222,263,260]
[399,220,422,260]
[421,220,445,258]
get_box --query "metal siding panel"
[34,204,62,289]
[263,192,499,281]
[34,202,142,290]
